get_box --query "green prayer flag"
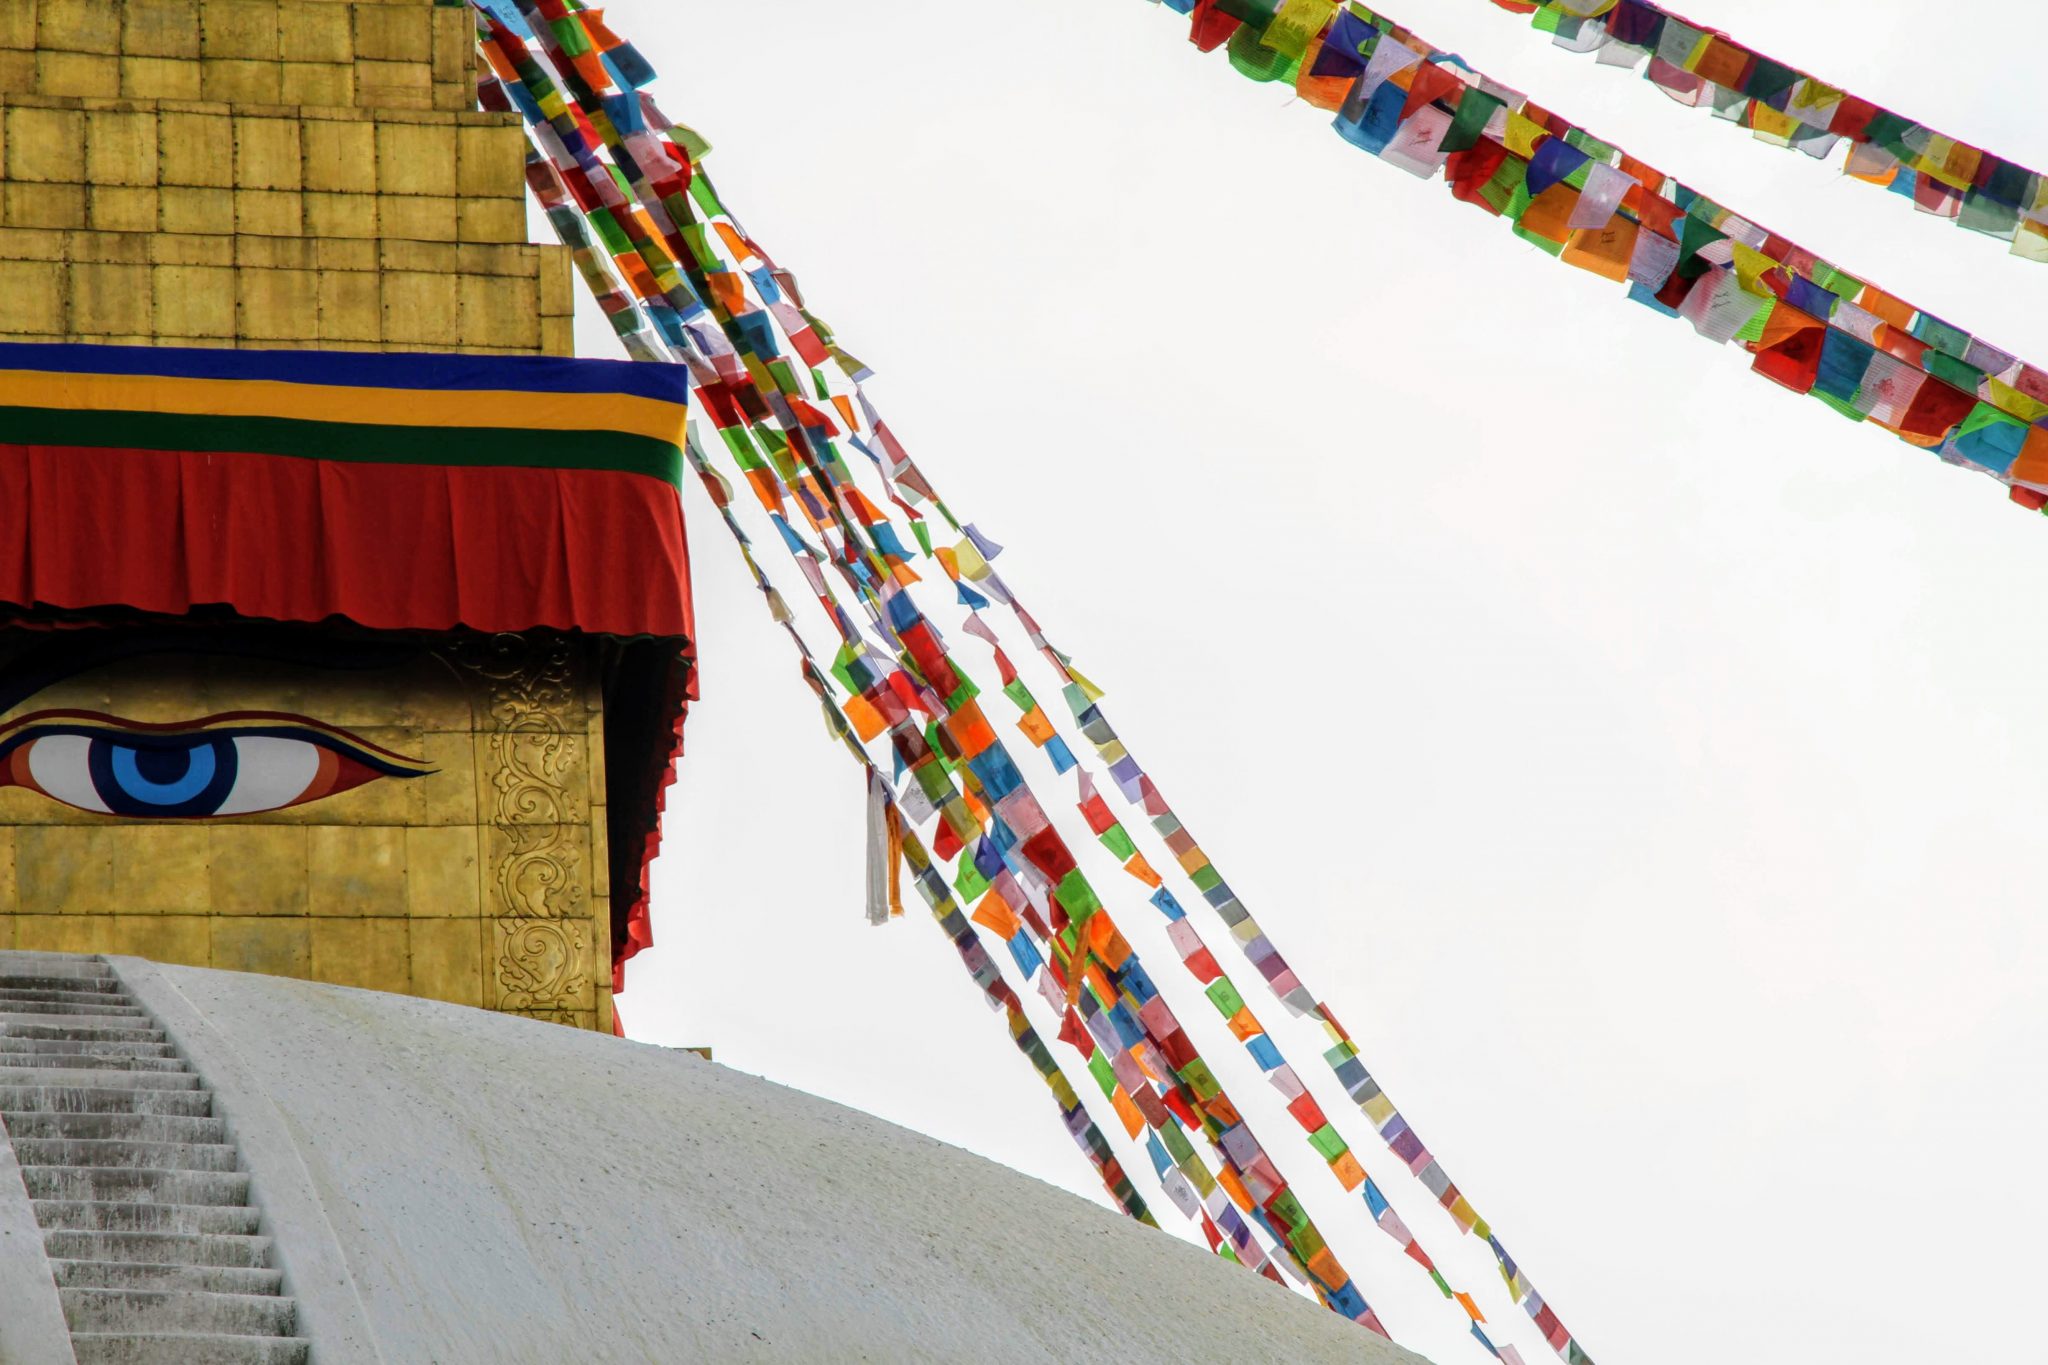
[1205,978,1247,1017]
[1100,825,1138,861]
[1055,869,1102,918]
[954,859,989,903]
[1307,1124,1348,1161]
[1439,89,1502,155]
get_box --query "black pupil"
[132,746,198,785]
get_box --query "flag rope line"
[1471,0,2048,262]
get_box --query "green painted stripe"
[0,406,683,487]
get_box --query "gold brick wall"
[0,0,476,112]
[0,638,617,1034]
[0,0,573,352]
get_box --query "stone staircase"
[0,952,309,1364]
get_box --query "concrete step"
[0,1036,178,1060]
[0,952,114,977]
[0,1086,211,1117]
[0,1012,160,1035]
[0,1021,166,1045]
[3,1111,228,1145]
[0,973,124,994]
[24,1167,250,1206]
[52,1260,285,1296]
[34,1201,260,1236]
[14,1138,239,1172]
[71,1332,309,1365]
[43,1230,273,1269]
[0,1000,149,1019]
[62,1286,296,1336]
[0,1051,189,1074]
[0,987,142,1009]
[0,1067,200,1091]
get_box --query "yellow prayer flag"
[1747,102,1798,144]
[1069,665,1106,701]
[2013,220,2048,263]
[1504,110,1546,159]
[1730,240,1779,294]
[1791,78,1844,110]
[1987,376,2048,423]
[1262,0,1339,60]
[953,539,990,580]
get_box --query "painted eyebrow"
[0,629,425,717]
[0,710,435,776]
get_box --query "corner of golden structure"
[0,1,621,1031]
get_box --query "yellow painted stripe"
[0,371,688,446]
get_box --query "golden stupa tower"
[0,0,685,1036]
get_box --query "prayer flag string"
[471,0,1447,1339]
[1142,0,2048,517]
[467,0,1629,1357]
[1476,0,2048,262]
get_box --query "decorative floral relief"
[448,633,590,1019]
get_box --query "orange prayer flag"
[1617,152,1660,190]
[1122,852,1163,888]
[1175,846,1211,876]
[971,890,1022,941]
[1110,1087,1145,1138]
[1306,1247,1346,1288]
[1226,1007,1263,1042]
[1295,42,1353,110]
[1856,285,1916,329]
[705,273,748,315]
[1017,707,1057,745]
[1217,1164,1255,1211]
[713,221,753,261]
[619,253,660,298]
[1561,220,1639,283]
[1455,1291,1487,1323]
[1515,182,1581,243]
[1754,300,1824,350]
[2011,425,2048,488]
[942,699,999,759]
[1330,1150,1367,1192]
[582,10,626,50]
[841,694,886,742]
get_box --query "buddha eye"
[0,713,432,819]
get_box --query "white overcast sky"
[571,3,2048,1360]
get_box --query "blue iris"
[87,736,239,817]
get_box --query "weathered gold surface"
[0,2,612,1028]
[0,638,615,1031]
[0,0,572,352]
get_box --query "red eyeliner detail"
[0,710,431,770]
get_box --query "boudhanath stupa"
[0,1,1437,1360]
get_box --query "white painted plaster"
[0,1115,73,1365]
[110,957,384,1365]
[115,959,1433,1365]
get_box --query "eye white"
[26,735,110,813]
[213,737,324,816]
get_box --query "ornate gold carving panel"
[450,633,605,1030]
